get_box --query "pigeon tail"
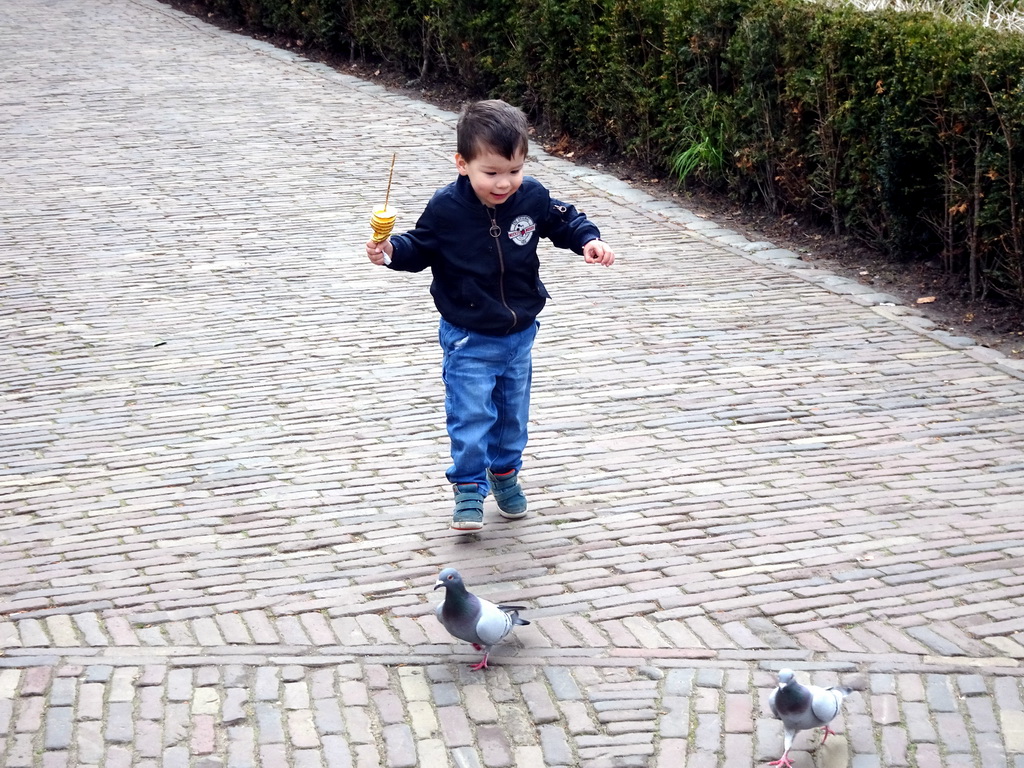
[498,604,530,626]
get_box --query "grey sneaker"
[451,483,484,531]
[487,469,528,519]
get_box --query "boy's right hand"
[366,238,393,266]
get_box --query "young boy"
[366,99,615,532]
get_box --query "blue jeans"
[439,317,538,494]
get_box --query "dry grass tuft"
[842,0,1024,32]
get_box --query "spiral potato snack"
[370,153,398,244]
[370,206,396,243]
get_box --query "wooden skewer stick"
[384,153,396,210]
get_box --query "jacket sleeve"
[386,195,442,273]
[539,196,601,254]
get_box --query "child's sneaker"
[487,469,528,519]
[451,483,485,531]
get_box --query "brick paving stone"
[21,666,52,696]
[926,674,960,712]
[258,743,289,768]
[557,700,598,736]
[654,738,688,767]
[413,738,448,766]
[511,745,543,768]
[228,725,257,768]
[871,693,900,725]
[354,744,383,768]
[519,682,560,724]
[451,746,484,768]
[48,677,75,708]
[166,670,193,703]
[1002,709,1024,753]
[15,696,43,734]
[344,706,377,745]
[77,720,104,764]
[538,724,575,766]
[41,752,70,768]
[372,690,407,726]
[476,725,514,768]
[138,686,164,721]
[724,693,754,733]
[664,669,695,697]
[398,667,430,702]
[105,701,135,744]
[431,681,462,708]
[255,703,285,745]
[880,725,909,766]
[44,705,73,750]
[898,674,927,702]
[847,712,876,754]
[657,696,690,740]
[543,667,583,701]
[462,685,499,724]
[966,695,1000,733]
[288,709,320,750]
[164,702,191,748]
[382,723,416,768]
[284,681,311,710]
[977,733,1010,768]
[192,713,218,754]
[404,699,436,739]
[137,719,163,758]
[224,688,249,725]
[438,706,474,748]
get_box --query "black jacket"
[387,174,601,335]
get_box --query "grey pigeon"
[433,567,529,670]
[768,668,853,767]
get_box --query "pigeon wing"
[809,686,851,727]
[474,597,515,647]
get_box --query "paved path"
[3,1,1024,765]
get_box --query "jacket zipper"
[487,207,518,332]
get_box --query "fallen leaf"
[916,296,936,304]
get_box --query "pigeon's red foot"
[821,725,837,743]
[469,655,489,671]
[472,644,483,651]
[768,755,794,768]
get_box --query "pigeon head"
[434,568,467,593]
[777,669,796,687]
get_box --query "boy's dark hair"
[457,100,530,161]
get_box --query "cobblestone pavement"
[3,0,1024,765]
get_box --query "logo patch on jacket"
[508,215,536,246]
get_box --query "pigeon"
[768,668,853,767]
[433,567,529,670]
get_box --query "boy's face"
[455,145,526,208]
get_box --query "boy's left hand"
[584,239,615,267]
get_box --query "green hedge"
[190,0,1024,305]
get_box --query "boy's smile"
[456,147,525,208]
